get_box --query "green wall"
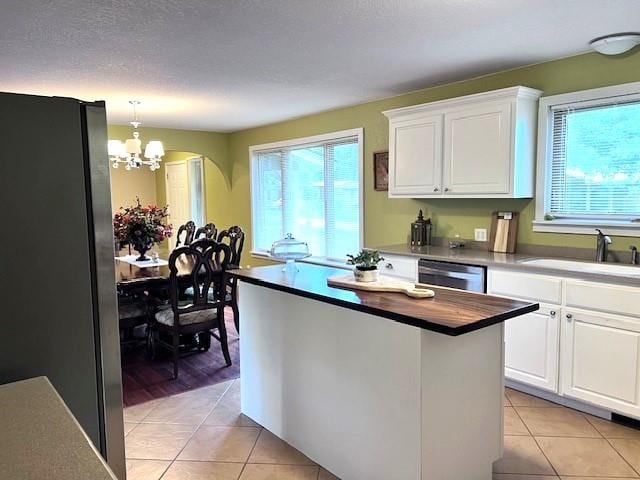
[106,126,231,226]
[107,125,230,184]
[154,150,232,229]
[108,50,640,263]
[227,51,640,256]
[107,125,234,253]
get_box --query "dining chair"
[194,222,217,240]
[175,221,196,247]
[216,226,245,334]
[150,238,233,379]
[117,291,151,349]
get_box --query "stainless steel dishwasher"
[418,259,487,293]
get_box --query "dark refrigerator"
[0,93,125,478]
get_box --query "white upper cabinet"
[388,113,442,196]
[383,86,542,198]
[443,101,511,194]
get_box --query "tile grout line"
[164,379,235,468]
[237,425,264,479]
[510,402,560,477]
[126,379,235,480]
[583,414,640,478]
[605,438,640,478]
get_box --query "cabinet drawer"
[379,254,417,281]
[488,269,562,304]
[565,280,640,318]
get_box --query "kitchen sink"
[519,258,640,277]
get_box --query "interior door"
[442,101,512,194]
[166,162,190,249]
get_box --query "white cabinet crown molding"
[382,86,543,119]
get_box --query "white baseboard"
[505,379,612,420]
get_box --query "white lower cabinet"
[504,304,559,392]
[490,268,640,419]
[378,253,418,282]
[560,308,640,417]
[488,270,561,393]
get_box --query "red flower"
[112,197,172,245]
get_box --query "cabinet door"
[442,102,512,195]
[504,304,560,392]
[388,114,443,197]
[560,309,640,418]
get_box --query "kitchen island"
[230,264,538,480]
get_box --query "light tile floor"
[124,381,640,479]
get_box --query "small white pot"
[353,267,379,283]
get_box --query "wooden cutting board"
[327,274,435,299]
[489,211,519,253]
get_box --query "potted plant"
[113,199,173,261]
[347,249,384,283]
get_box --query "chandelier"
[108,101,164,171]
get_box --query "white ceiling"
[1,0,638,132]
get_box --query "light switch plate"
[474,228,488,242]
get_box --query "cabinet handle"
[550,310,556,317]
[444,187,450,192]
[385,263,394,269]
[433,187,440,192]
[566,313,573,321]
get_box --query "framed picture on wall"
[373,151,389,191]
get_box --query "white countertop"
[0,377,117,480]
[375,244,640,286]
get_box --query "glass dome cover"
[269,233,311,261]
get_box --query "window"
[250,128,363,262]
[535,82,640,235]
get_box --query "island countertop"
[229,264,538,336]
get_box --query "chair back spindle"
[217,226,245,268]
[195,223,218,240]
[175,221,196,247]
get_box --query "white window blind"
[549,100,640,218]
[251,131,361,261]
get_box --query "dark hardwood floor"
[121,308,240,407]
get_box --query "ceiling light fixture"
[108,101,164,171]
[589,33,640,56]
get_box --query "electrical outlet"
[474,228,488,242]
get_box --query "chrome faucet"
[595,229,612,262]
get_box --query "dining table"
[115,258,173,293]
[115,250,237,294]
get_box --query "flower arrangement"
[113,198,172,261]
